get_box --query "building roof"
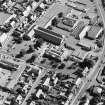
[0,12,11,25]
[35,27,63,45]
[79,25,91,39]
[38,27,62,38]
[46,48,63,59]
[0,33,7,43]
[28,29,35,38]
[62,17,76,27]
[36,89,43,98]
[45,44,64,60]
[75,78,82,86]
[68,9,84,19]
[71,21,84,37]
[14,3,25,11]
[43,77,50,86]
[87,26,103,40]
[77,39,97,49]
[57,22,72,32]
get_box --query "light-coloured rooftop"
[0,12,11,25]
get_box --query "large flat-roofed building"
[45,45,64,60]
[34,27,63,45]
[71,21,85,38]
[0,12,11,25]
[77,39,97,50]
[71,48,88,62]
[86,26,103,40]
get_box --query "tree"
[90,0,94,2]
[23,35,31,41]
[35,0,39,2]
[10,98,17,105]
[15,49,26,58]
[86,86,95,96]
[26,45,34,54]
[52,64,58,69]
[47,26,52,30]
[102,0,105,7]
[34,38,44,49]
[12,31,20,37]
[94,8,97,13]
[36,6,43,12]
[79,59,94,69]
[16,88,25,95]
[58,12,63,18]
[37,38,44,45]
[95,40,103,47]
[98,22,103,27]
[51,18,58,26]
[79,101,86,105]
[26,54,37,63]
[49,60,54,65]
[0,86,12,93]
[40,59,46,64]
[101,67,105,76]
[73,69,83,78]
[0,43,2,47]
[30,93,38,100]
[13,37,22,44]
[58,63,65,69]
[89,96,101,105]
[84,16,90,19]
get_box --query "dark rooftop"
[38,27,62,38]
[35,27,63,45]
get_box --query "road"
[71,0,105,105]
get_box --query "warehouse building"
[34,27,63,45]
[86,26,103,40]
